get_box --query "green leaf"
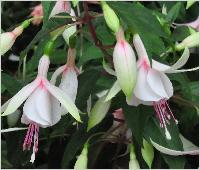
[76,68,101,111]
[41,1,56,28]
[123,104,153,146]
[87,96,111,131]
[1,73,23,95]
[1,83,6,93]
[78,42,103,66]
[166,2,182,23]
[141,139,154,168]
[61,117,89,168]
[109,2,167,57]
[144,118,186,168]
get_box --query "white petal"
[127,94,152,106]
[59,69,78,115]
[105,80,121,102]
[133,34,149,61]
[23,87,54,127]
[159,73,173,98]
[152,60,171,72]
[147,69,170,99]
[50,65,66,85]
[134,67,161,102]
[1,99,11,113]
[166,66,199,73]
[150,136,199,156]
[179,134,199,154]
[126,94,143,106]
[165,48,190,73]
[46,82,81,122]
[2,80,38,116]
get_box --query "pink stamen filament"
[23,123,39,156]
[153,99,178,140]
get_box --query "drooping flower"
[173,16,199,31]
[113,28,137,99]
[30,4,43,26]
[0,26,23,55]
[49,0,71,18]
[2,55,81,163]
[50,48,79,116]
[129,144,140,169]
[127,34,199,140]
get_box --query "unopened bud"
[175,32,199,51]
[113,28,137,99]
[129,144,140,169]
[101,1,120,33]
[0,26,23,55]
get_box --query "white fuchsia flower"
[2,55,81,163]
[113,28,137,99]
[127,34,199,140]
[50,48,79,116]
[0,26,23,55]
[49,0,71,18]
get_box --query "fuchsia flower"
[49,0,71,18]
[51,48,79,115]
[0,26,23,55]
[2,55,81,163]
[30,4,43,26]
[127,34,195,140]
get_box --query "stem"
[83,2,114,66]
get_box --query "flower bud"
[0,26,23,55]
[74,143,88,169]
[129,144,140,169]
[175,32,199,51]
[101,1,120,33]
[113,28,137,99]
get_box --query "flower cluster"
[1,1,199,167]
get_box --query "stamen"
[23,123,39,163]
[153,99,177,140]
